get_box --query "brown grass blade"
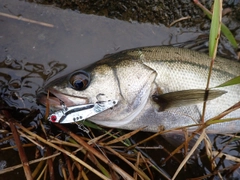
[212,151,240,163]
[13,122,112,180]
[0,12,54,28]
[54,123,134,180]
[32,158,46,179]
[127,131,162,150]
[133,152,141,179]
[104,146,151,180]
[172,130,206,180]
[0,152,60,174]
[9,119,33,180]
[139,153,154,180]
[104,127,145,146]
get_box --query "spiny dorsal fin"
[152,89,227,111]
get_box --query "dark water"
[1,0,240,179]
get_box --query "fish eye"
[69,71,90,91]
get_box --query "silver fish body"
[41,46,240,133]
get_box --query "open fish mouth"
[37,87,89,109]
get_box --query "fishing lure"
[48,100,118,124]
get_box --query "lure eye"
[69,71,90,91]
[50,114,57,122]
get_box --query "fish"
[38,46,240,134]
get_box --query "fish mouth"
[37,87,89,109]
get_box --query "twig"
[140,153,154,180]
[134,152,140,179]
[46,145,55,180]
[59,158,67,179]
[0,143,35,151]
[0,152,61,174]
[18,130,45,150]
[104,127,145,145]
[169,16,191,27]
[63,153,75,180]
[172,130,206,180]
[212,151,240,163]
[32,157,46,179]
[9,119,33,180]
[0,12,54,27]
[39,121,56,180]
[36,163,48,180]
[104,146,151,180]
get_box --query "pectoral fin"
[152,89,227,111]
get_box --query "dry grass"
[0,101,240,180]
